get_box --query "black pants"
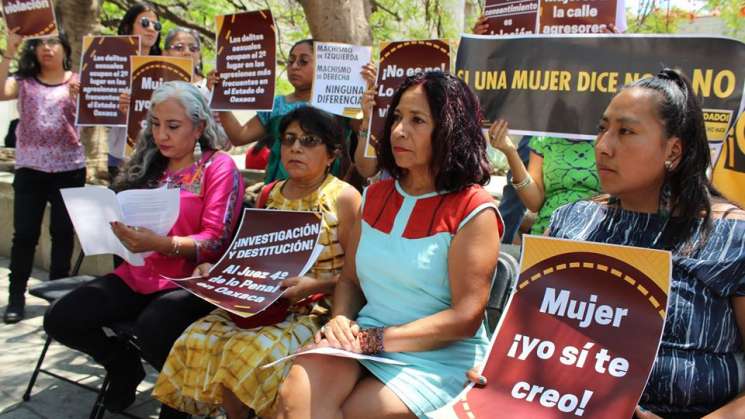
[43,274,214,371]
[9,167,86,296]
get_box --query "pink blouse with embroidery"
[114,151,245,294]
[15,75,85,172]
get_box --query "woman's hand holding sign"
[4,27,22,59]
[360,66,377,123]
[118,92,131,114]
[68,79,80,102]
[354,62,381,177]
[472,15,489,35]
[193,263,212,278]
[281,276,326,304]
[488,119,514,153]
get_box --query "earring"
[664,160,673,171]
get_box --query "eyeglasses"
[140,17,162,32]
[169,43,200,53]
[280,134,325,148]
[37,38,61,47]
[286,56,311,68]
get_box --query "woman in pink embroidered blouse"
[0,28,85,324]
[44,81,244,415]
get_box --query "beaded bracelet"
[358,128,369,140]
[358,327,385,355]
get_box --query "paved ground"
[0,257,165,419]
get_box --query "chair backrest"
[71,249,85,276]
[485,251,519,335]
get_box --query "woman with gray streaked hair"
[162,27,207,93]
[43,81,244,417]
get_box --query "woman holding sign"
[217,39,357,183]
[163,27,207,92]
[275,71,503,418]
[107,1,163,179]
[44,82,244,414]
[544,70,745,418]
[152,106,361,419]
[0,28,85,324]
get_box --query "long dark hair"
[117,1,162,55]
[627,69,714,251]
[289,39,314,56]
[377,71,491,192]
[278,106,349,175]
[15,32,72,78]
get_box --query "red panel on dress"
[362,179,403,234]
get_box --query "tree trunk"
[55,0,101,70]
[55,0,109,184]
[297,0,373,45]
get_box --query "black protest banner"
[713,113,745,208]
[455,35,745,141]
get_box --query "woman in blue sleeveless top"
[275,72,504,418]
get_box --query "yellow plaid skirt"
[152,308,322,417]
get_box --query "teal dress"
[257,96,308,183]
[529,136,599,234]
[355,179,501,418]
[257,96,348,183]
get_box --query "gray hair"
[164,27,201,50]
[113,81,227,190]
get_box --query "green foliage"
[367,0,479,46]
[704,0,745,41]
[101,0,309,95]
[98,0,484,94]
[625,2,690,34]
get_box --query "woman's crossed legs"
[275,354,415,419]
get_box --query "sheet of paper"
[261,346,408,369]
[299,244,325,277]
[60,186,144,265]
[117,187,180,235]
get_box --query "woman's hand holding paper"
[110,221,166,253]
[316,315,361,352]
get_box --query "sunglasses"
[280,134,325,148]
[140,17,162,32]
[169,43,200,53]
